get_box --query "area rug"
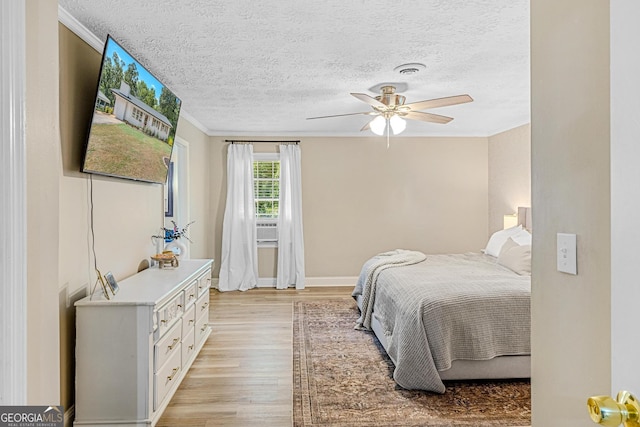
[292,299,530,427]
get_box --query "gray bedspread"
[353,249,427,330]
[352,252,531,393]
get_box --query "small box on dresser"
[74,259,213,427]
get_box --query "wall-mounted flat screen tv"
[81,35,182,184]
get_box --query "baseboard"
[305,276,358,287]
[64,404,74,427]
[210,277,357,289]
[211,276,358,289]
[210,277,278,288]
[257,278,276,287]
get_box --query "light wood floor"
[157,286,353,427]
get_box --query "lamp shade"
[389,115,406,135]
[370,116,386,135]
[503,213,518,229]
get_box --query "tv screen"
[81,35,182,184]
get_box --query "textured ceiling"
[58,0,530,137]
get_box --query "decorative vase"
[164,239,188,259]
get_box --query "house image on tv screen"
[111,81,173,142]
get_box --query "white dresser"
[74,259,213,426]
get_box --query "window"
[131,107,145,123]
[253,153,280,247]
[253,155,280,219]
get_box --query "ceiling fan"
[307,85,473,139]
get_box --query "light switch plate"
[557,233,577,275]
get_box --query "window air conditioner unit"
[256,221,278,242]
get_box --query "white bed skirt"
[355,295,531,381]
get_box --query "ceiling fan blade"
[403,94,473,111]
[404,111,454,124]
[306,111,372,120]
[350,92,387,109]
[360,121,371,132]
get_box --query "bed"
[352,208,532,393]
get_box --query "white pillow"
[497,237,532,276]
[511,228,532,246]
[484,225,523,257]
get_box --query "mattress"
[353,252,531,392]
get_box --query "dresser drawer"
[154,320,182,372]
[195,307,210,345]
[154,344,182,410]
[156,292,185,338]
[181,327,196,368]
[195,290,210,322]
[196,270,211,297]
[195,290,210,345]
[182,303,196,337]
[183,282,198,307]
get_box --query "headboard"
[517,207,532,232]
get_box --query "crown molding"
[57,5,104,52]
[179,110,209,135]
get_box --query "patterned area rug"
[293,299,531,427]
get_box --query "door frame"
[0,0,28,405]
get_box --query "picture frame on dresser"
[96,271,110,300]
[104,271,119,296]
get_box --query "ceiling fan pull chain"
[386,118,390,149]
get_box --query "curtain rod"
[225,139,300,144]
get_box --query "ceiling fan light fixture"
[370,116,386,136]
[390,115,406,135]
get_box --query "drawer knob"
[188,344,194,350]
[167,338,180,350]
[200,325,207,332]
[160,319,167,324]
[189,320,194,325]
[201,302,209,310]
[177,304,183,308]
[167,367,179,382]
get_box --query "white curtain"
[277,144,305,289]
[218,144,258,292]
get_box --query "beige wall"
[531,1,611,425]
[176,118,212,259]
[488,124,531,234]
[57,24,210,412]
[58,23,163,412]
[209,136,490,280]
[26,0,61,404]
